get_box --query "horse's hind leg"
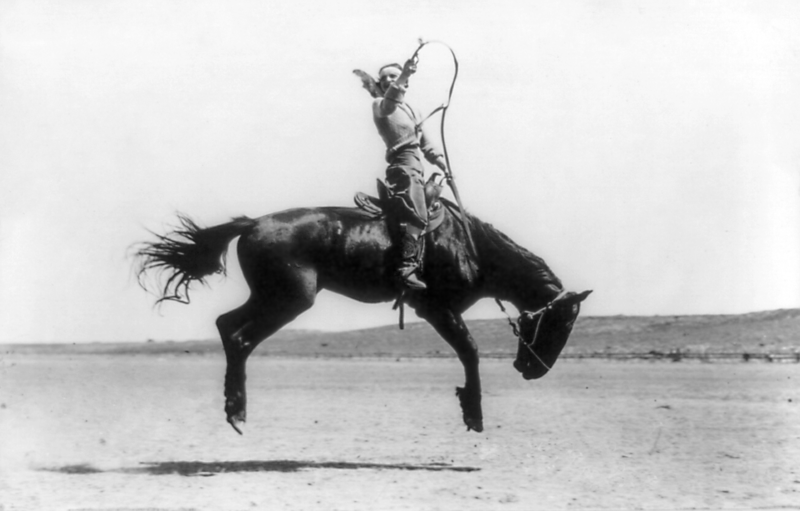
[216,270,316,434]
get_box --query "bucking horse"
[135,192,591,434]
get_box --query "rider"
[372,59,447,290]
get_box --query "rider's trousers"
[385,145,428,230]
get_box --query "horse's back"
[237,207,397,302]
[248,206,387,244]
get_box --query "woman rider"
[371,59,447,290]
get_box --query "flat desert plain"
[1,354,798,511]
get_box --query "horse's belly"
[318,268,396,304]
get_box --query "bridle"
[495,290,568,372]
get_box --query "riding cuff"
[383,83,406,103]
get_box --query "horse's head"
[513,290,592,380]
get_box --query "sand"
[1,355,798,510]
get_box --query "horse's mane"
[467,212,562,287]
[468,214,540,261]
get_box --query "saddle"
[354,175,447,235]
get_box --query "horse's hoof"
[465,418,484,433]
[227,416,245,435]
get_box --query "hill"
[3,309,799,361]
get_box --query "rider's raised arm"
[375,59,417,117]
[375,84,404,116]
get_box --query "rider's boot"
[397,225,426,290]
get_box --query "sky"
[1,0,799,343]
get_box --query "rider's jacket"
[373,83,445,168]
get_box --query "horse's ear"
[559,290,592,307]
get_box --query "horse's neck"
[472,219,563,313]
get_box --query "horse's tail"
[135,214,258,305]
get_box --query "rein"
[495,290,568,372]
[392,39,476,329]
[410,39,457,138]
[409,39,478,260]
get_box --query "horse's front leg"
[415,304,483,432]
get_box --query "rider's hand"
[393,58,417,91]
[403,58,418,76]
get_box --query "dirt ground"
[1,355,798,511]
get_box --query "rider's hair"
[378,63,403,75]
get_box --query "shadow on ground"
[43,460,480,476]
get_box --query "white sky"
[1,0,799,343]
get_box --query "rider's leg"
[386,169,428,290]
[385,150,429,291]
[397,222,426,290]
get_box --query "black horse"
[136,200,590,434]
